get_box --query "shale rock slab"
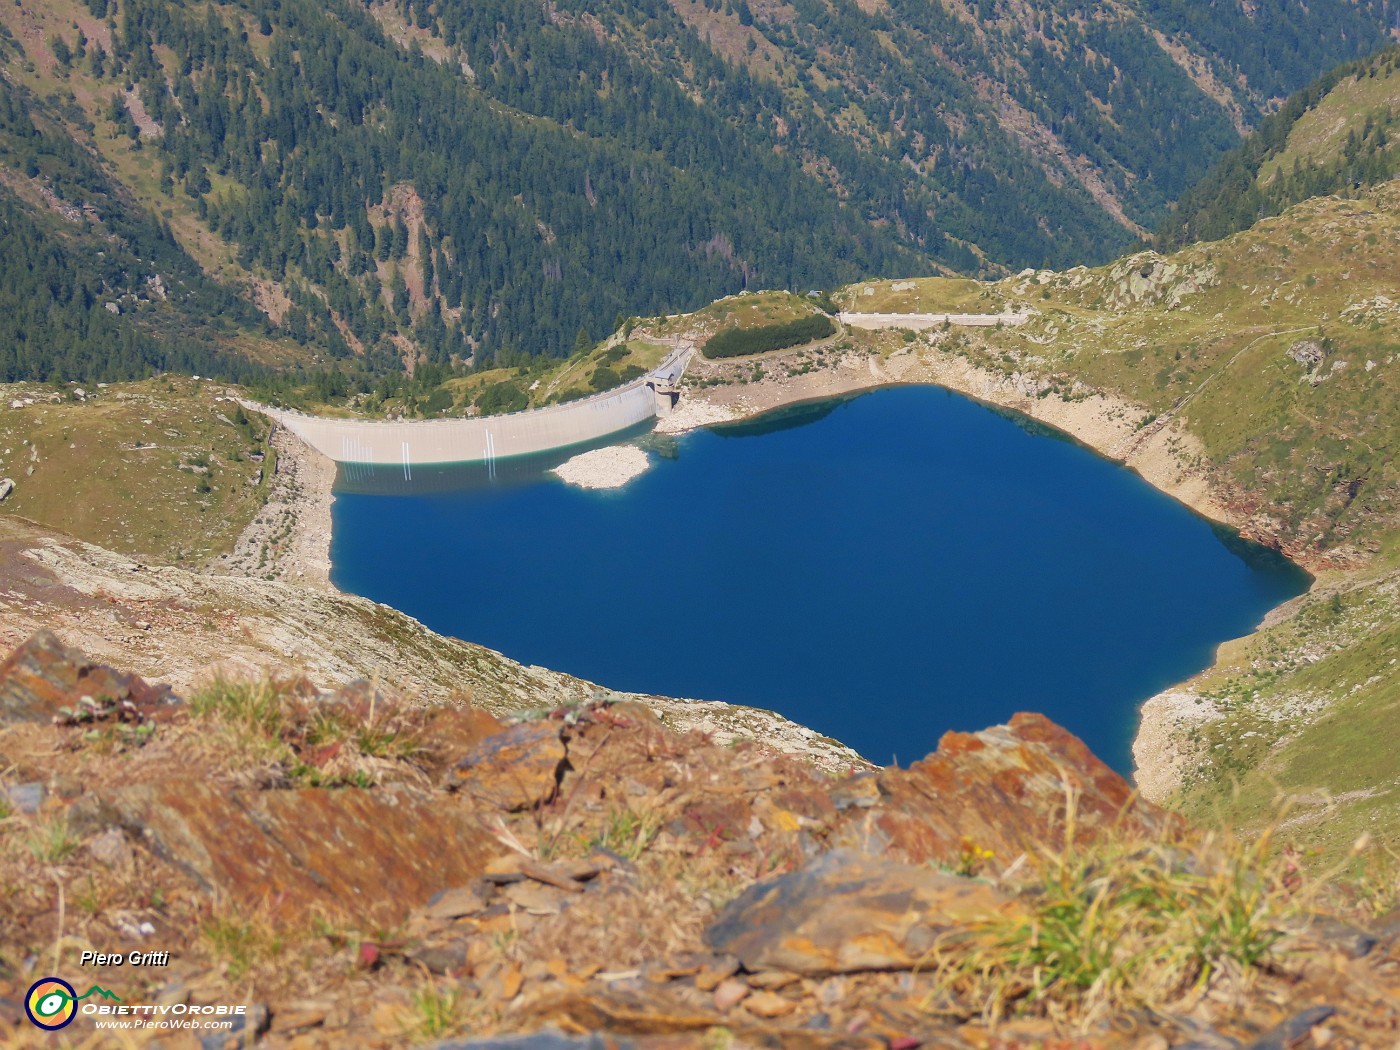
[0,627,175,724]
[98,780,498,924]
[705,849,1022,974]
[449,719,566,810]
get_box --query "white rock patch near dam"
[550,445,651,489]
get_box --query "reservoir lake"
[329,386,1309,773]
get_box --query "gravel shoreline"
[222,422,335,589]
[1131,690,1223,803]
[652,397,739,434]
[674,342,1234,526]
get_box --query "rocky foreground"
[0,631,1397,1049]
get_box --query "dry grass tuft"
[189,676,427,787]
[586,805,663,862]
[924,789,1378,1030]
[403,974,488,1042]
[200,907,286,981]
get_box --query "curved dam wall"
[260,383,658,470]
[255,349,690,471]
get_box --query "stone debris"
[712,978,749,1011]
[650,396,738,434]
[0,780,43,814]
[418,884,494,922]
[0,632,1396,1049]
[0,512,864,770]
[1281,914,1379,959]
[85,827,135,867]
[449,720,567,810]
[740,989,797,1018]
[1289,338,1327,369]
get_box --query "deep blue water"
[329,387,1309,773]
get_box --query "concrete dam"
[255,347,691,473]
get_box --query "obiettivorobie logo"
[24,976,248,1033]
[25,978,121,1031]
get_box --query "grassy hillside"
[1165,564,1400,863]
[837,277,1009,315]
[0,377,275,564]
[1256,62,1400,184]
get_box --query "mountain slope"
[0,0,923,375]
[0,76,279,382]
[1160,45,1400,248]
[1,0,1397,380]
[480,0,1399,258]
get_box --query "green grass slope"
[1165,565,1400,865]
[0,376,275,564]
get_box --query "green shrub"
[702,313,835,359]
[423,386,455,414]
[476,380,527,415]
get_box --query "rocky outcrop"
[94,781,500,927]
[1100,252,1219,310]
[858,713,1174,863]
[705,851,1022,973]
[0,627,175,724]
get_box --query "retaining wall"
[838,310,1031,330]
